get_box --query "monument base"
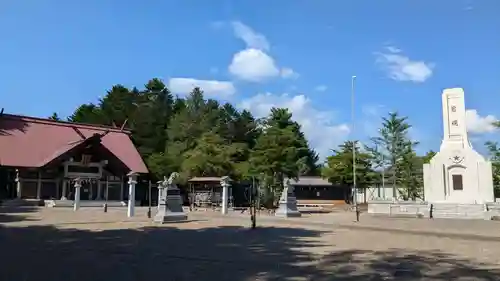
[275,201,302,217]
[154,210,187,223]
[431,203,485,219]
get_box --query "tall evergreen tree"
[68,103,105,124]
[265,108,319,176]
[366,112,418,199]
[322,141,375,189]
[99,85,139,127]
[132,78,173,157]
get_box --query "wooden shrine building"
[291,176,350,206]
[0,113,149,204]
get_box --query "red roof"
[0,114,149,173]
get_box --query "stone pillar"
[36,170,42,199]
[61,180,67,200]
[127,172,137,217]
[73,178,82,211]
[220,176,231,215]
[157,184,161,211]
[15,169,22,199]
[96,180,102,200]
[105,178,109,201]
[89,181,93,200]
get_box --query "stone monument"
[220,176,231,215]
[423,88,494,204]
[154,172,187,223]
[275,179,301,217]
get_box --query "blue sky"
[1,0,499,159]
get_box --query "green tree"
[48,112,61,121]
[485,141,500,197]
[249,124,305,208]
[181,132,245,181]
[265,108,319,176]
[98,85,139,127]
[366,112,418,199]
[68,103,105,124]
[132,78,174,157]
[322,141,375,188]
[421,150,437,164]
[162,88,218,175]
[396,144,424,200]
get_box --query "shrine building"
[0,113,149,205]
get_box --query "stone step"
[432,203,485,219]
[44,200,132,208]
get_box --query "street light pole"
[351,75,360,222]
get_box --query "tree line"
[50,78,500,201]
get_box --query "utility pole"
[351,75,360,222]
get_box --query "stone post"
[127,172,138,217]
[36,170,42,199]
[89,181,93,200]
[73,178,82,211]
[157,183,162,211]
[61,180,67,200]
[220,176,231,215]
[96,180,102,200]
[105,179,109,200]
[15,169,21,199]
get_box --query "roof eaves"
[1,113,132,134]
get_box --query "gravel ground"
[1,207,500,281]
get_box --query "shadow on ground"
[0,211,499,281]
[0,206,38,223]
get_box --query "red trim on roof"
[1,113,132,133]
[0,113,148,174]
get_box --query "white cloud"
[228,48,280,82]
[228,21,297,82]
[466,109,498,134]
[315,85,328,92]
[280,67,299,79]
[238,92,350,159]
[375,46,435,83]
[168,78,236,98]
[231,21,270,51]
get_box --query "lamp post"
[351,75,360,222]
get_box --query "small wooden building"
[290,176,350,206]
[0,113,148,203]
[187,177,234,208]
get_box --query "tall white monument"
[423,88,494,204]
